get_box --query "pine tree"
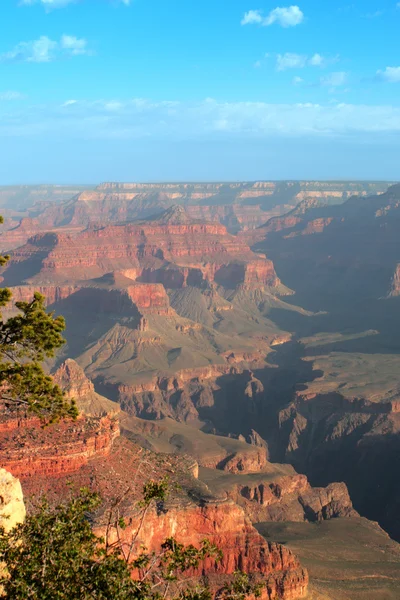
[0,217,77,423]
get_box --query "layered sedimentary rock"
[253,183,400,307]
[0,414,119,478]
[53,359,120,416]
[4,208,282,292]
[0,405,308,599]
[237,477,356,523]
[1,180,390,252]
[101,501,308,600]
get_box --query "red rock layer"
[7,282,173,316]
[0,414,119,479]
[0,413,308,599]
[6,221,281,290]
[101,502,308,600]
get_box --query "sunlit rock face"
[0,468,26,532]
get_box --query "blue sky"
[0,0,399,182]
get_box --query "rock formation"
[4,210,282,292]
[1,180,390,251]
[0,468,26,532]
[0,405,309,599]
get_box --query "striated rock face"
[0,181,391,251]
[8,282,172,318]
[54,358,96,400]
[0,414,119,479]
[53,359,120,417]
[238,476,356,523]
[102,502,308,600]
[0,468,26,532]
[4,215,281,291]
[0,408,308,599]
[254,183,400,306]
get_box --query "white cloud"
[321,72,348,87]
[276,53,307,71]
[0,91,25,100]
[292,76,304,85]
[242,5,304,27]
[365,10,384,18]
[309,53,324,67]
[0,35,90,63]
[61,35,88,56]
[3,98,400,140]
[0,36,57,63]
[241,10,263,25]
[265,6,304,26]
[61,99,77,107]
[275,52,330,71]
[21,0,130,6]
[376,66,400,83]
[21,0,77,7]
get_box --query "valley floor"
[258,519,400,600]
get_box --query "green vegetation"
[0,480,260,600]
[0,225,77,423]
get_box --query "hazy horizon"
[1,0,400,182]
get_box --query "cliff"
[0,409,308,599]
[4,212,282,291]
[53,359,120,417]
[0,181,391,252]
[100,501,308,600]
[0,413,119,479]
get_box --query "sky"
[0,0,399,183]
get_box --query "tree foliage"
[0,482,245,600]
[0,234,77,423]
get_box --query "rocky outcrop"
[0,414,119,479]
[238,476,356,523]
[254,183,400,307]
[53,359,120,417]
[8,282,172,318]
[100,501,308,599]
[0,468,26,532]
[4,215,282,291]
[0,181,391,252]
[0,410,309,599]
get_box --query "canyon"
[0,180,391,251]
[1,180,400,598]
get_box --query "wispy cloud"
[320,72,348,87]
[60,35,89,56]
[0,91,25,100]
[276,52,332,71]
[309,53,325,67]
[364,10,384,18]
[61,99,77,107]
[276,53,307,71]
[2,97,400,140]
[241,6,304,28]
[21,0,131,6]
[20,0,77,7]
[0,35,90,63]
[376,66,400,83]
